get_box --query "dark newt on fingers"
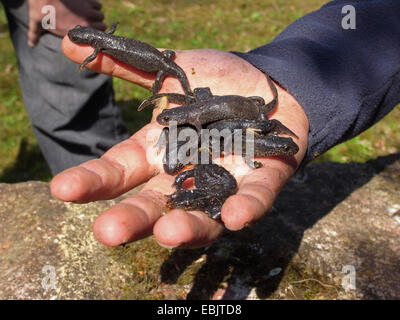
[68,22,192,95]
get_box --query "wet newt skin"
[165,130,298,219]
[154,74,278,132]
[157,126,197,174]
[158,82,298,217]
[159,120,299,174]
[67,23,192,95]
[66,23,298,219]
[224,134,299,168]
[167,164,238,220]
[154,72,299,176]
[156,94,271,132]
[206,119,298,138]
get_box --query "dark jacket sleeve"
[233,0,400,164]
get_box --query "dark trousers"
[2,0,130,174]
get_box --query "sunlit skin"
[50,35,309,249]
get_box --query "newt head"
[67,25,94,44]
[156,108,191,126]
[278,138,299,155]
[262,136,299,156]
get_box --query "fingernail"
[157,242,177,249]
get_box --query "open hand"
[50,36,309,249]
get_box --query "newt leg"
[152,70,167,94]
[79,48,101,71]
[244,154,262,169]
[106,22,119,34]
[137,93,195,111]
[177,74,193,96]
[193,87,213,101]
[172,169,195,189]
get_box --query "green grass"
[0,0,399,182]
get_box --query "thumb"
[27,16,43,47]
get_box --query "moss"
[268,265,343,300]
[106,237,173,299]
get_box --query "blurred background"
[0,0,399,182]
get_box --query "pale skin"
[50,36,310,249]
[27,0,106,46]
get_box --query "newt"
[68,22,192,95]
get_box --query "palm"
[50,37,309,248]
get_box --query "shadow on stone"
[159,153,400,299]
[1,152,399,299]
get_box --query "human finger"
[153,209,225,249]
[89,21,107,31]
[93,185,168,246]
[27,18,42,47]
[221,164,291,231]
[89,0,102,10]
[87,9,105,22]
[50,123,163,202]
[92,170,224,248]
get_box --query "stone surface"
[0,182,135,299]
[0,153,399,300]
